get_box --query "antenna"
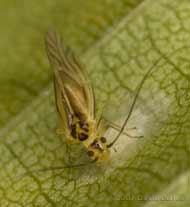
[107,45,189,148]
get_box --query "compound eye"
[100,137,106,143]
[87,150,94,157]
[94,142,101,148]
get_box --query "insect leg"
[106,121,143,139]
[103,118,137,130]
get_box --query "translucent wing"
[45,31,95,123]
[53,76,69,132]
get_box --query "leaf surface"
[1,0,190,206]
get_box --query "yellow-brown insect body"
[45,31,110,162]
[67,114,110,162]
[84,135,110,162]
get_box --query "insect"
[45,30,156,165]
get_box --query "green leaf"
[1,0,190,206]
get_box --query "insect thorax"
[69,114,91,142]
[68,114,110,162]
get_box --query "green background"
[0,0,190,206]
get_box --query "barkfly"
[45,30,156,167]
[45,31,110,163]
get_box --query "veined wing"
[53,75,69,132]
[45,31,95,125]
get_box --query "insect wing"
[45,31,95,123]
[53,75,70,132]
